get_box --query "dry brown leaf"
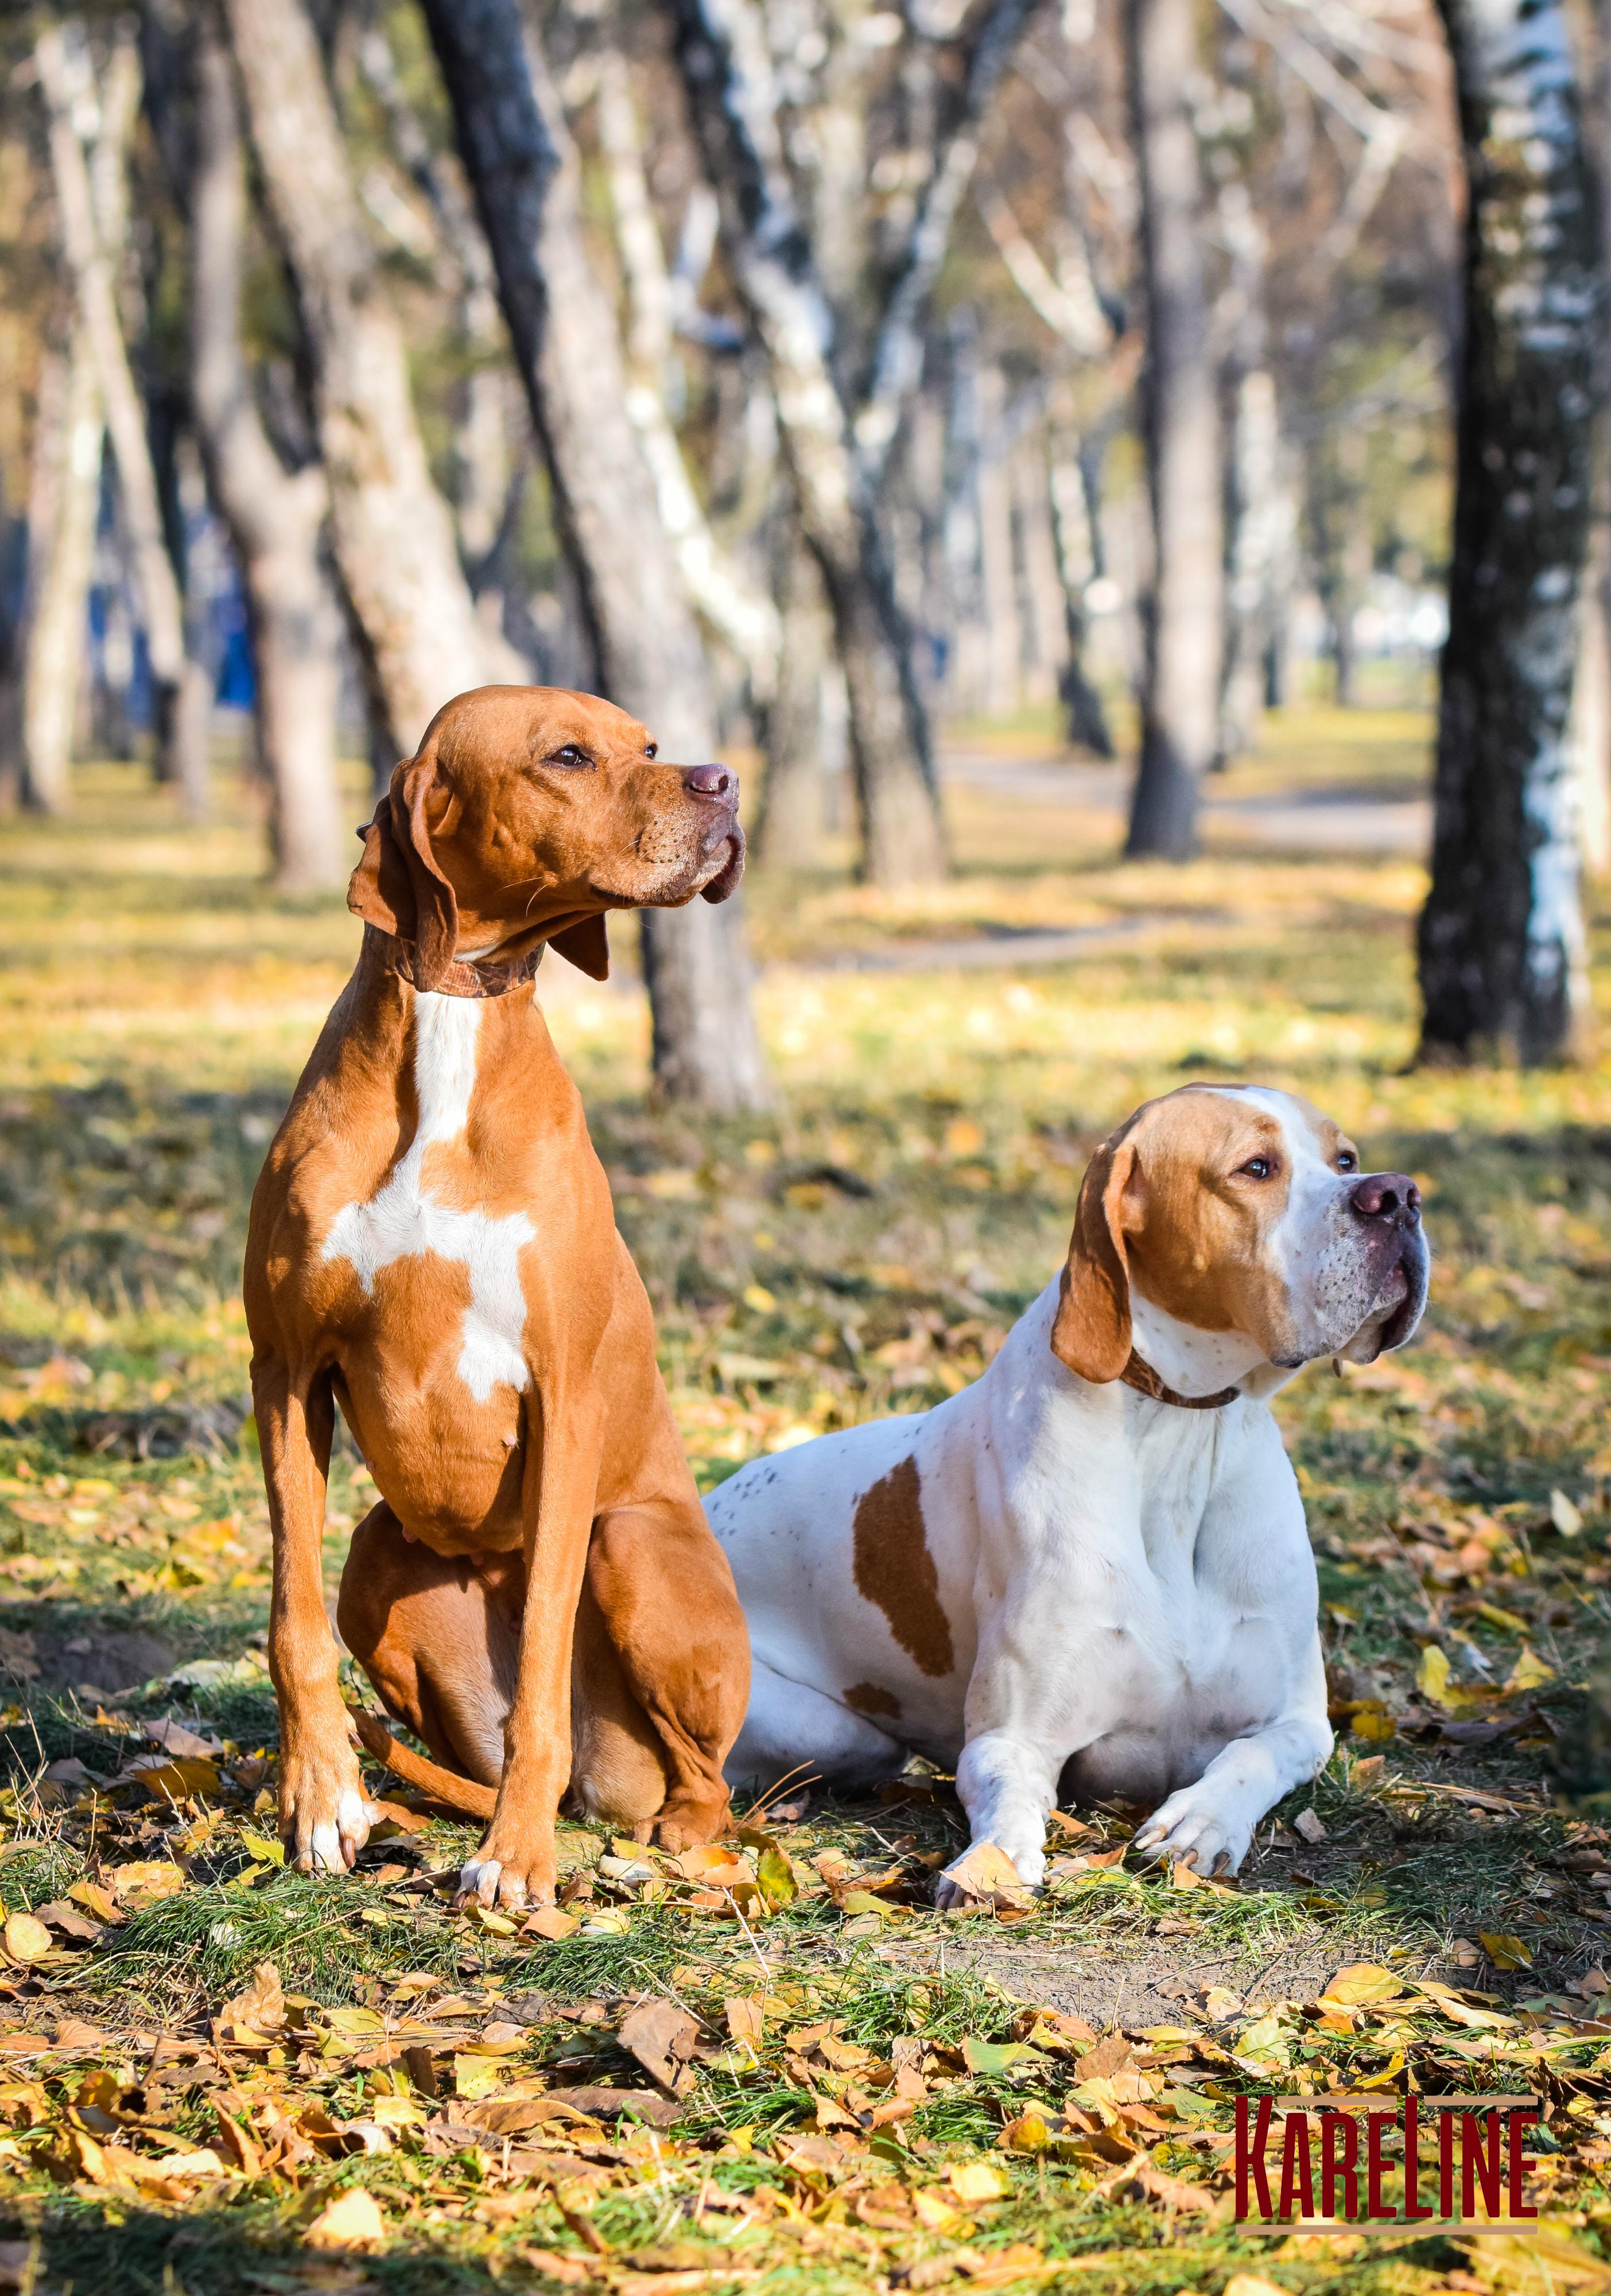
[143,1717,222,1759]
[33,1901,99,1944]
[211,2103,263,2178]
[618,1998,701,2091]
[105,1861,184,1904]
[939,1841,1031,1911]
[725,1996,764,2047]
[123,1756,222,1804]
[66,1881,121,1926]
[516,2251,593,2287]
[220,1961,285,2037]
[521,1906,580,1942]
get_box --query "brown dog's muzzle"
[684,763,746,903]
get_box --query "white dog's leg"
[937,1729,1062,1905]
[1132,1713,1334,1876]
[725,1658,906,1794]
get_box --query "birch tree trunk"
[1015,439,1067,709]
[35,21,208,813]
[976,366,1019,718]
[190,22,344,894]
[1049,442,1115,758]
[755,528,831,867]
[1123,0,1224,860]
[1417,0,1602,1064]
[1218,367,1287,763]
[419,0,770,1112]
[595,48,779,699]
[219,0,499,759]
[21,323,102,813]
[666,0,948,889]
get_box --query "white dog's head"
[1051,1084,1430,1384]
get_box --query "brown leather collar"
[366,922,545,999]
[1119,1350,1240,1410]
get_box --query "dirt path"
[940,750,1430,857]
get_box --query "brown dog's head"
[348,686,744,986]
[1051,1084,1430,1383]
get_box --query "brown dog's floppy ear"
[347,754,459,988]
[548,914,610,980]
[393,756,460,991]
[1050,1134,1138,1383]
[348,795,414,940]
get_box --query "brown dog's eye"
[645,742,657,759]
[548,744,593,769]
[1239,1155,1276,1180]
[1336,1150,1357,1172]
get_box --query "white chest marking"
[322,995,534,1404]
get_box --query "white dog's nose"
[1349,1172,1422,1228]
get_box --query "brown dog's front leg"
[457,1383,603,1911]
[255,1356,376,1872]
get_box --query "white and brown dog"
[707,1085,1428,1896]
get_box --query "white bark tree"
[189,20,344,894]
[35,20,210,812]
[1123,0,1224,859]
[1418,0,1603,1063]
[420,0,771,1112]
[667,0,951,888]
[218,0,507,761]
[19,320,102,813]
[593,48,780,700]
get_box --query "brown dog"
[243,687,751,1908]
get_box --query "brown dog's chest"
[254,977,616,1552]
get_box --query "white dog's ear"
[1051,1133,1137,1383]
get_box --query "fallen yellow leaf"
[305,2187,387,2251]
[949,2159,1010,2203]
[2,1915,51,1965]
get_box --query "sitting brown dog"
[243,687,750,1908]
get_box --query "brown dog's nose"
[1349,1172,1421,1228]
[684,763,735,802]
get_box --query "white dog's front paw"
[1133,1789,1252,1877]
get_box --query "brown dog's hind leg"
[336,1504,520,1791]
[570,1568,669,1834]
[581,1502,750,1852]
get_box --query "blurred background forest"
[0,0,1604,1107]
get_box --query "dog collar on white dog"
[1119,1351,1240,1410]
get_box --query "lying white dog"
[706,1085,1428,1897]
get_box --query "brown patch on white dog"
[843,1682,902,1719]
[852,1458,954,1678]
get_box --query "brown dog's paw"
[280,1744,377,1874]
[649,1789,733,1855]
[456,1836,557,1913]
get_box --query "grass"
[0,707,1610,2290]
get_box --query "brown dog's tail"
[347,1703,496,1821]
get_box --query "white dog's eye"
[1239,1155,1276,1180]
